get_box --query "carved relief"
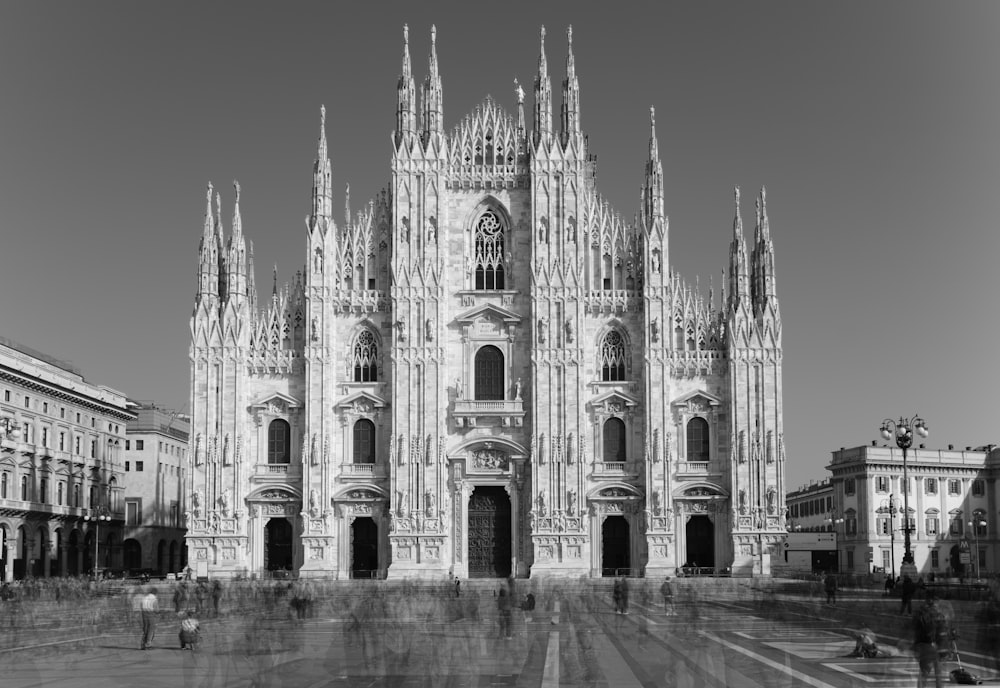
[471,448,509,470]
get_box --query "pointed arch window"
[600,330,627,381]
[267,419,291,464]
[353,330,378,382]
[686,418,710,462]
[353,419,375,464]
[474,210,505,290]
[474,345,504,400]
[603,418,626,463]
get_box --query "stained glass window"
[474,210,505,290]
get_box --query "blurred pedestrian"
[620,576,630,614]
[824,572,837,606]
[912,588,945,688]
[612,578,623,614]
[900,575,916,614]
[497,587,512,639]
[140,586,159,650]
[179,609,200,650]
[661,576,675,615]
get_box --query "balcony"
[592,461,639,479]
[340,463,387,481]
[453,399,525,428]
[253,463,301,483]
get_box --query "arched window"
[267,419,291,464]
[20,475,28,501]
[600,330,627,381]
[686,417,710,462]
[474,210,505,290]
[603,418,626,463]
[353,330,378,382]
[353,419,375,464]
[474,346,504,400]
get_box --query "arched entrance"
[468,486,511,578]
[602,515,630,576]
[351,517,378,578]
[123,539,142,570]
[169,541,178,573]
[265,518,294,572]
[950,544,962,576]
[686,515,715,569]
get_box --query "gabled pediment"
[671,389,723,410]
[336,390,388,412]
[587,390,639,411]
[249,392,302,413]
[455,302,521,325]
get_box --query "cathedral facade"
[187,26,786,580]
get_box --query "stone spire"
[422,24,443,144]
[727,186,749,312]
[196,182,220,304]
[560,25,581,147]
[752,187,778,310]
[532,25,552,148]
[225,181,248,306]
[344,183,351,228]
[311,105,333,226]
[515,77,526,135]
[214,190,226,302]
[642,106,665,231]
[395,23,417,148]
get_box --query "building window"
[900,478,909,495]
[39,477,47,503]
[973,479,985,497]
[60,407,65,419]
[948,479,961,496]
[89,486,96,508]
[882,550,891,571]
[24,396,30,409]
[91,417,95,427]
[267,420,291,464]
[42,402,48,414]
[875,476,889,493]
[0,472,5,498]
[926,517,939,535]
[353,419,375,464]
[135,461,144,472]
[352,330,379,382]
[125,440,130,450]
[877,518,890,535]
[41,428,48,447]
[74,436,80,454]
[125,461,130,471]
[57,481,64,506]
[602,417,626,463]
[844,478,856,496]
[91,439,96,458]
[950,517,963,535]
[2,390,7,402]
[135,440,144,450]
[925,478,937,495]
[846,549,855,570]
[76,412,80,423]
[599,331,627,382]
[170,503,179,527]
[73,484,80,507]
[473,209,505,290]
[686,418,710,462]
[59,432,65,451]
[931,550,939,569]
[126,500,140,526]
[846,517,858,535]
[20,476,28,501]
[974,512,988,537]
[473,346,504,400]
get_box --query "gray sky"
[2,1,999,490]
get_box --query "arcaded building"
[187,26,786,579]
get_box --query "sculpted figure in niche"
[454,377,464,399]
[314,249,323,274]
[427,217,437,242]
[766,487,776,514]
[309,489,319,517]
[191,490,203,518]
[514,378,522,400]
[425,318,433,342]
[538,317,548,344]
[219,488,231,517]
[425,490,435,515]
[565,320,574,344]
[395,319,406,342]
[650,317,659,342]
[401,216,410,242]
[536,491,547,516]
[739,489,748,515]
[567,489,577,515]
[651,249,661,274]
[311,317,318,342]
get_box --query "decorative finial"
[650,106,655,127]
[206,182,213,203]
[540,25,546,44]
[431,24,436,45]
[734,185,740,208]
[320,104,326,127]
[761,185,767,209]
[403,23,409,45]
[515,77,525,104]
[234,180,241,203]
[567,25,573,45]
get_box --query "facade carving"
[187,25,784,579]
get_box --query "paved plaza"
[3,578,1000,687]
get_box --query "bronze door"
[468,486,512,578]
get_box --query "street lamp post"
[969,517,987,581]
[879,416,929,566]
[84,506,112,578]
[0,417,22,442]
[877,495,899,580]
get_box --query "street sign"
[960,539,972,564]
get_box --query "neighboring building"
[123,402,188,575]
[188,26,787,580]
[826,443,997,579]
[0,338,135,580]
[785,479,834,532]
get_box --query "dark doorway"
[468,486,512,578]
[351,517,379,578]
[265,518,294,572]
[950,544,962,576]
[602,515,630,576]
[685,515,715,569]
[67,531,79,576]
[123,539,142,570]
[0,527,7,581]
[169,541,178,573]
[157,540,166,575]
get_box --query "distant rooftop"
[0,336,83,377]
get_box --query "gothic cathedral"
[187,26,786,580]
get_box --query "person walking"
[900,575,917,615]
[912,588,945,688]
[824,571,838,606]
[620,576,630,614]
[612,578,623,614]
[497,587,512,640]
[884,575,895,597]
[140,586,159,650]
[211,579,223,617]
[661,576,675,615]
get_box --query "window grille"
[600,331,627,381]
[353,330,379,382]
[474,210,505,290]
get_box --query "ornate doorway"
[602,515,630,576]
[468,486,511,578]
[686,515,714,568]
[264,518,294,572]
[351,517,378,578]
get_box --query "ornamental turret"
[311,105,333,227]
[532,26,552,149]
[394,24,417,150]
[421,25,444,147]
[559,25,582,149]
